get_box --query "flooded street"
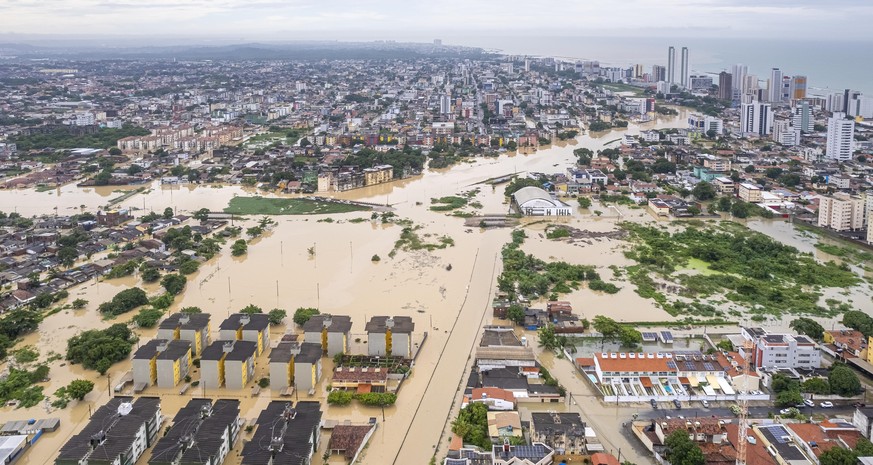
[7,107,860,465]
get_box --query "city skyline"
[1,0,873,40]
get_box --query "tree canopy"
[66,324,135,374]
[293,307,320,326]
[664,430,706,465]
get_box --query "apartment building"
[818,192,865,231]
[741,327,821,370]
[738,183,762,203]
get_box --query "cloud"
[0,0,870,39]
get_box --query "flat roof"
[480,326,522,347]
[0,435,27,464]
[271,341,321,364]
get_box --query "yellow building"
[363,164,393,186]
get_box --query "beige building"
[738,183,762,203]
[712,177,735,195]
[819,192,865,231]
[363,164,393,186]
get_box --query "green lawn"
[602,82,646,96]
[224,196,370,215]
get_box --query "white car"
[804,399,815,407]
[702,400,710,408]
[779,408,792,415]
[820,401,834,408]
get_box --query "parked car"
[854,402,867,408]
[820,401,834,408]
[651,399,658,408]
[673,399,682,409]
[804,399,815,407]
[701,400,710,408]
[780,408,793,415]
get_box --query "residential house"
[531,412,587,455]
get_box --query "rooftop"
[365,316,414,334]
[480,326,522,347]
[241,401,322,465]
[201,340,257,361]
[158,312,210,330]
[56,397,160,463]
[328,425,373,460]
[271,341,322,364]
[302,314,352,333]
[218,313,269,331]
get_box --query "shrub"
[327,390,354,405]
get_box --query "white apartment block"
[740,101,772,136]
[826,112,855,161]
[741,327,820,370]
[738,183,762,203]
[818,192,865,231]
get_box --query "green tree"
[327,390,353,405]
[193,208,210,221]
[180,306,202,313]
[829,365,862,396]
[231,239,248,256]
[160,274,187,295]
[819,446,860,465]
[775,390,804,407]
[664,430,706,465]
[179,260,199,275]
[801,378,831,395]
[66,324,134,374]
[133,308,164,328]
[98,288,149,315]
[578,197,592,208]
[789,317,825,341]
[506,304,526,325]
[240,304,263,314]
[268,308,287,325]
[538,324,566,351]
[57,246,78,268]
[691,182,716,201]
[71,298,88,309]
[140,266,160,283]
[452,402,490,450]
[293,307,320,326]
[163,207,174,219]
[65,379,95,401]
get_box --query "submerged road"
[392,243,502,464]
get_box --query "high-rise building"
[791,101,813,133]
[773,118,800,146]
[768,68,783,103]
[826,112,855,161]
[847,95,873,119]
[633,64,644,79]
[731,64,748,95]
[680,47,690,88]
[740,101,772,136]
[718,72,732,101]
[843,89,862,112]
[819,192,865,231]
[439,94,451,115]
[790,76,807,100]
[667,46,676,84]
[524,58,530,72]
[656,81,671,95]
[652,65,666,82]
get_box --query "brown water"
[2,109,719,465]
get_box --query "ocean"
[447,35,873,95]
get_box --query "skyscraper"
[439,94,451,115]
[652,65,666,82]
[731,64,748,95]
[769,68,783,103]
[680,47,690,88]
[740,101,772,136]
[718,72,732,101]
[667,46,676,85]
[790,76,807,100]
[826,112,855,161]
[791,101,813,133]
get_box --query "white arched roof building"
[511,186,573,216]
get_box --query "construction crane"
[736,339,754,465]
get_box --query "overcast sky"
[1,0,872,42]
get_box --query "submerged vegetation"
[621,221,860,318]
[497,229,619,299]
[225,196,369,215]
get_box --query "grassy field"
[683,258,720,276]
[602,82,646,96]
[225,196,370,215]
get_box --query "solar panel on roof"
[684,361,696,370]
[703,363,715,371]
[666,361,677,369]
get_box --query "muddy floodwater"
[6,109,863,465]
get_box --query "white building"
[656,81,671,95]
[848,95,873,119]
[439,94,452,115]
[791,101,813,133]
[773,118,800,146]
[826,112,855,161]
[688,113,724,135]
[818,192,866,231]
[680,47,690,89]
[731,63,748,96]
[740,101,772,136]
[741,327,820,370]
[666,46,676,85]
[768,68,783,103]
[512,186,573,216]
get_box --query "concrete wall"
[270,361,291,390]
[218,329,238,341]
[294,360,321,392]
[303,331,346,356]
[200,359,221,389]
[223,359,254,390]
[368,332,412,358]
[180,328,207,356]
[132,358,153,386]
